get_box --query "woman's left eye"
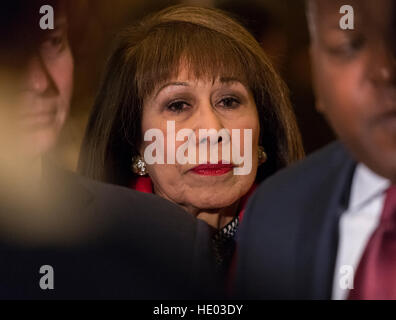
[40,32,67,58]
[217,97,241,109]
[166,101,191,113]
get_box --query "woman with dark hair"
[78,5,304,277]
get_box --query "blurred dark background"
[55,0,335,170]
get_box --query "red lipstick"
[190,162,234,176]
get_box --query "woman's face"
[140,66,260,214]
[14,13,73,159]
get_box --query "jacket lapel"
[296,143,356,299]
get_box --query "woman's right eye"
[166,101,190,113]
[40,31,68,59]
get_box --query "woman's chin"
[187,193,240,211]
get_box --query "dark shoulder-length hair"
[78,5,304,186]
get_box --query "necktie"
[348,185,396,299]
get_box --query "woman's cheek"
[149,164,185,198]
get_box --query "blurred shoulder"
[43,165,197,240]
[241,141,355,230]
[52,166,190,213]
[253,141,352,201]
[79,172,191,215]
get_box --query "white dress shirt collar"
[348,163,391,212]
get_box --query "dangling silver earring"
[258,146,268,165]
[131,155,148,176]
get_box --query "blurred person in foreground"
[236,0,396,300]
[77,4,304,288]
[0,0,210,299]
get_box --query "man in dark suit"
[0,0,214,299]
[0,166,214,299]
[236,0,396,299]
[0,165,217,299]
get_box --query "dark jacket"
[0,167,215,299]
[236,142,357,299]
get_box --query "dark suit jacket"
[0,167,215,299]
[236,142,357,299]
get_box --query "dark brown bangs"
[133,21,259,101]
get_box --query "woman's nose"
[24,54,52,94]
[196,102,224,143]
[198,102,224,129]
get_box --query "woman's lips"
[190,163,234,176]
[20,110,57,129]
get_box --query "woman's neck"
[182,201,240,229]
[150,180,241,229]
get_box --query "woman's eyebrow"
[155,82,190,98]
